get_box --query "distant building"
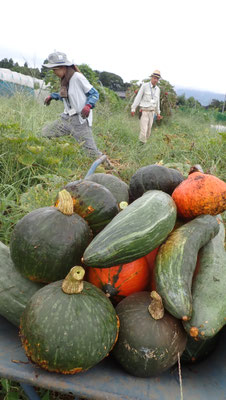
[115,91,126,99]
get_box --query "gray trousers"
[42,114,102,158]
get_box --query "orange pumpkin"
[86,257,149,303]
[145,247,159,291]
[172,172,226,219]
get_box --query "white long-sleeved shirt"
[131,82,160,114]
[63,72,93,125]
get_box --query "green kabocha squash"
[155,215,220,321]
[63,180,119,235]
[20,266,119,374]
[84,173,129,204]
[10,190,92,283]
[129,164,184,202]
[181,333,220,364]
[83,190,177,268]
[112,291,187,377]
[183,217,226,340]
[0,242,44,327]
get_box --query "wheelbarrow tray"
[0,315,225,400]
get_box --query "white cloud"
[0,0,225,93]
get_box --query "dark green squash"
[183,217,226,340]
[84,173,129,204]
[83,190,177,268]
[20,266,119,374]
[10,190,92,283]
[64,180,119,235]
[155,215,220,321]
[0,241,44,327]
[112,291,187,377]
[129,164,184,202]
[181,334,220,364]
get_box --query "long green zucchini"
[83,190,177,268]
[183,217,226,339]
[155,215,220,321]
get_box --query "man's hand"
[44,95,52,106]
[157,114,163,121]
[81,104,92,118]
[131,111,135,117]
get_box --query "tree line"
[0,57,225,113]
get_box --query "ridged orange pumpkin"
[172,172,226,219]
[86,257,149,304]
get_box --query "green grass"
[0,94,225,398]
[0,95,225,244]
[0,378,75,399]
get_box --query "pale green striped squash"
[83,190,177,268]
[183,217,226,339]
[155,215,220,321]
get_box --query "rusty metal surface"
[0,316,225,400]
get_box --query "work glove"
[44,95,52,106]
[131,111,135,117]
[81,104,92,118]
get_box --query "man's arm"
[131,84,144,113]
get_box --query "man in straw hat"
[131,70,162,144]
[42,51,104,159]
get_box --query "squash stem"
[55,189,74,215]
[148,291,164,320]
[119,201,128,211]
[62,266,85,294]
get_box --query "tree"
[96,71,125,91]
[40,59,49,78]
[176,94,186,106]
[78,64,99,87]
[158,79,177,116]
[8,58,14,69]
[187,96,201,108]
[0,58,13,69]
[208,99,224,112]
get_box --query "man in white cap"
[42,51,103,158]
[131,70,161,144]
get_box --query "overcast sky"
[0,0,225,94]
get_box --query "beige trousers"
[139,110,155,143]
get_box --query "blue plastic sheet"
[0,316,226,399]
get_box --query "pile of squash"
[0,164,225,377]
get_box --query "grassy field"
[0,94,225,399]
[1,93,225,246]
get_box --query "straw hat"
[150,70,161,78]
